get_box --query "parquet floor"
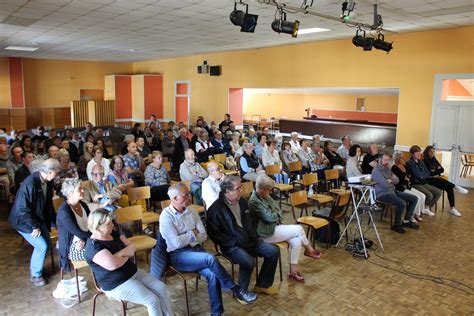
[0,191,472,315]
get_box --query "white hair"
[256,174,275,190]
[168,183,187,199]
[37,158,59,174]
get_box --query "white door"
[457,106,474,153]
[432,105,459,151]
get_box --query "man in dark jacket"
[8,158,59,287]
[207,175,279,294]
[172,127,191,170]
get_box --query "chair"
[127,186,160,233]
[288,161,302,180]
[274,241,288,282]
[265,165,293,208]
[115,205,157,263]
[377,200,394,226]
[290,190,330,249]
[50,196,65,273]
[312,192,351,248]
[294,173,334,206]
[60,260,89,303]
[241,180,254,201]
[162,161,171,173]
[163,266,200,316]
[460,154,474,178]
[213,153,239,175]
[324,169,349,195]
[212,242,260,283]
[91,269,128,316]
[160,199,205,214]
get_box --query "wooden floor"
[0,190,473,315]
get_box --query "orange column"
[144,75,163,119]
[8,57,25,108]
[228,88,243,126]
[115,75,132,119]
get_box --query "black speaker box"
[210,66,221,76]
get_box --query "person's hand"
[93,194,103,202]
[75,240,85,250]
[192,229,199,236]
[31,228,41,238]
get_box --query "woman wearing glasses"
[86,145,110,181]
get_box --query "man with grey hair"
[337,135,351,162]
[179,149,208,205]
[202,162,225,208]
[207,175,279,295]
[8,158,59,287]
[83,164,121,212]
[158,183,257,313]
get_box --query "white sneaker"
[455,186,468,194]
[422,208,435,216]
[449,208,461,217]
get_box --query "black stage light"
[230,1,258,33]
[373,33,393,53]
[271,12,299,37]
[352,30,373,51]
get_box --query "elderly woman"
[239,142,265,182]
[85,208,173,316]
[262,140,288,184]
[57,178,91,270]
[297,140,314,174]
[229,131,241,157]
[107,155,134,193]
[144,151,170,201]
[249,175,321,283]
[281,141,299,176]
[54,148,78,193]
[77,142,93,180]
[86,145,110,181]
[391,151,427,222]
[83,165,122,212]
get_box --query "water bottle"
[308,185,314,196]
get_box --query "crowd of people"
[4,113,468,315]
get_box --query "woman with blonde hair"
[54,148,78,192]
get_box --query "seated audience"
[123,141,145,186]
[63,137,79,163]
[14,151,34,193]
[195,130,215,163]
[345,144,363,178]
[336,135,351,162]
[229,132,242,157]
[207,175,279,294]
[391,151,427,222]
[20,135,33,153]
[361,143,379,174]
[57,178,92,270]
[297,140,314,174]
[309,141,330,179]
[85,208,173,316]
[79,122,94,142]
[136,135,152,159]
[8,159,59,287]
[144,126,159,151]
[86,145,110,181]
[160,183,257,314]
[161,129,175,159]
[145,151,171,202]
[0,144,12,202]
[219,113,233,132]
[77,142,93,180]
[48,145,59,159]
[179,149,208,205]
[172,128,191,168]
[202,162,225,208]
[254,134,267,160]
[54,148,78,193]
[262,140,288,184]
[372,151,419,234]
[83,165,122,212]
[282,141,299,175]
[130,122,145,140]
[323,141,344,169]
[245,128,258,146]
[94,138,110,159]
[249,175,321,283]
[107,155,134,193]
[34,140,49,160]
[240,143,265,182]
[289,132,301,154]
[7,145,23,190]
[211,130,231,156]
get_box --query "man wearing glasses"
[83,165,121,212]
[202,162,225,208]
[207,175,279,295]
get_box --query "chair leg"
[92,292,103,316]
[184,279,190,316]
[326,225,330,249]
[50,246,55,273]
[255,257,259,281]
[442,192,445,212]
[75,268,81,303]
[60,268,64,280]
[122,301,127,316]
[344,217,348,242]
[278,249,283,282]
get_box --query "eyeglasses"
[231,186,243,192]
[93,172,105,176]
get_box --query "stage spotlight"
[271,12,299,37]
[352,30,374,51]
[373,33,393,53]
[230,1,258,33]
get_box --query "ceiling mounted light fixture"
[352,29,374,51]
[5,45,39,51]
[373,33,393,53]
[230,0,258,33]
[271,10,299,38]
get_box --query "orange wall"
[0,58,11,109]
[23,58,132,108]
[115,76,132,119]
[243,92,398,119]
[144,75,163,119]
[133,26,473,147]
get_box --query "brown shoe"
[304,249,321,259]
[288,271,305,283]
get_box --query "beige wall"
[0,58,11,109]
[243,93,398,118]
[133,26,474,147]
[23,58,132,108]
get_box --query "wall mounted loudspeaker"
[210,66,221,76]
[197,64,209,74]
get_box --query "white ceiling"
[0,0,472,62]
[245,87,399,95]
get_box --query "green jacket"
[248,190,282,238]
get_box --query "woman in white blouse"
[262,140,288,184]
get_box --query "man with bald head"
[202,161,225,208]
[83,164,122,212]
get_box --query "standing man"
[372,151,419,234]
[202,162,225,208]
[207,175,279,294]
[8,159,59,287]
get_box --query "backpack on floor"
[314,220,340,245]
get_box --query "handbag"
[52,276,88,308]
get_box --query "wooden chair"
[324,169,349,195]
[294,173,334,206]
[274,241,288,282]
[265,164,293,208]
[241,180,254,201]
[312,192,351,248]
[213,153,239,175]
[60,260,89,303]
[377,200,394,226]
[160,199,205,214]
[162,161,171,173]
[288,161,302,180]
[290,190,330,248]
[115,205,157,263]
[91,270,128,316]
[127,186,160,233]
[213,242,260,283]
[460,154,474,178]
[50,196,65,273]
[164,266,200,316]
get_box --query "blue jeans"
[378,191,418,226]
[221,240,279,291]
[270,172,289,184]
[170,246,235,314]
[190,182,203,205]
[19,225,51,277]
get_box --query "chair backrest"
[115,205,144,224]
[52,196,64,214]
[290,190,307,206]
[213,153,226,164]
[181,180,191,190]
[330,192,351,218]
[162,161,171,172]
[302,173,318,186]
[241,181,254,200]
[161,199,171,209]
[80,180,91,190]
[289,161,302,172]
[324,169,339,181]
[127,186,151,201]
[265,164,280,175]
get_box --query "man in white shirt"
[336,135,351,162]
[159,183,257,314]
[202,162,225,208]
[289,132,301,154]
[179,149,208,205]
